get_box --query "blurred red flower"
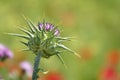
[42,71,64,80]
[99,66,118,80]
[99,50,120,80]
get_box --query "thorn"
[74,52,81,58]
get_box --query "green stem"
[32,52,41,80]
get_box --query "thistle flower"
[8,17,80,80]
[0,44,13,61]
[19,61,33,77]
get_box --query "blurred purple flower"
[20,61,33,77]
[0,74,3,80]
[0,44,13,61]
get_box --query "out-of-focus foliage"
[0,0,120,80]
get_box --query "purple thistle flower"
[54,29,60,36]
[0,44,13,61]
[20,61,33,77]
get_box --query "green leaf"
[22,16,35,33]
[20,41,28,46]
[56,37,71,42]
[56,54,67,68]
[7,33,30,40]
[56,37,71,41]
[28,19,39,32]
[41,36,54,47]
[19,48,30,52]
[18,27,34,37]
[57,44,81,58]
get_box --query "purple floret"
[54,29,60,36]
[49,24,54,31]
[45,23,51,31]
[38,23,44,30]
[38,22,60,36]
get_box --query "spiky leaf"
[7,33,30,40]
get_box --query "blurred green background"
[0,0,120,80]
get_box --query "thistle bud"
[9,19,80,66]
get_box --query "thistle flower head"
[9,18,80,66]
[25,21,61,58]
[0,44,13,61]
